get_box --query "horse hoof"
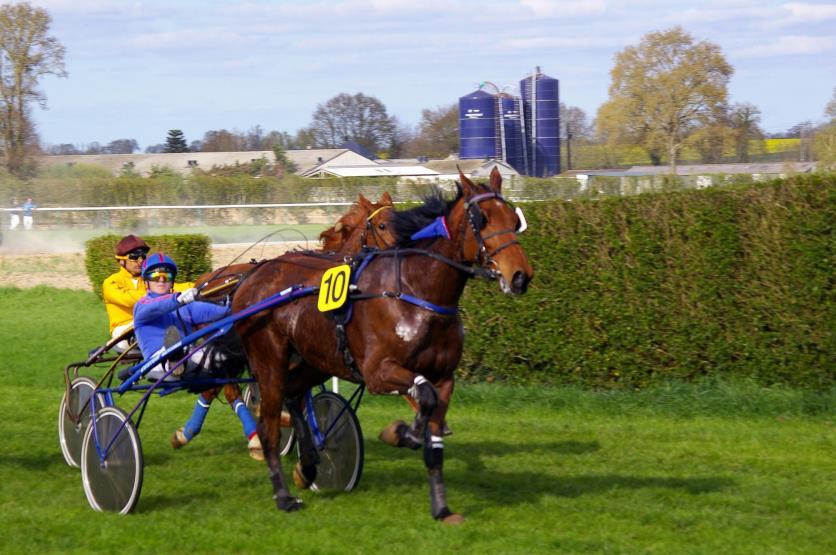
[441,513,464,525]
[293,462,313,489]
[275,495,303,512]
[379,420,407,447]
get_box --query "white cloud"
[519,0,607,17]
[736,34,836,57]
[501,35,621,50]
[781,2,836,23]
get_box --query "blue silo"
[520,69,560,177]
[499,95,526,174]
[459,89,498,160]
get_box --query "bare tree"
[0,2,67,175]
[308,92,396,153]
[401,104,458,159]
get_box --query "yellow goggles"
[115,250,148,261]
[146,270,174,283]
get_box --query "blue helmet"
[141,252,178,280]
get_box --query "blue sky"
[31,0,836,150]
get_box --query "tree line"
[1,2,834,177]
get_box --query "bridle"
[361,205,395,249]
[461,192,525,272]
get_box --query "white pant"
[9,214,19,230]
[23,215,32,230]
[111,322,134,352]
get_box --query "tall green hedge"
[460,173,834,389]
[85,234,212,298]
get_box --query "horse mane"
[391,186,463,247]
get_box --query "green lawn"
[0,287,833,554]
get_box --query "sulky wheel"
[309,391,364,492]
[243,382,295,455]
[58,376,104,468]
[80,406,143,514]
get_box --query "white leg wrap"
[407,375,428,400]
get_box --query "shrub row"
[459,173,834,389]
[85,234,212,298]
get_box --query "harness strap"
[382,291,458,315]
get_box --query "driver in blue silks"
[133,252,263,460]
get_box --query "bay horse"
[177,193,397,456]
[232,168,533,522]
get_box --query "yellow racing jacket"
[103,266,192,333]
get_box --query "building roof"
[301,165,440,178]
[36,148,378,177]
[424,158,519,178]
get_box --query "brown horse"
[233,168,533,522]
[171,193,397,457]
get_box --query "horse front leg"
[423,377,462,524]
[370,361,462,523]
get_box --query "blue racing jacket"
[133,291,230,360]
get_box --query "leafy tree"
[272,145,297,178]
[307,92,396,153]
[144,144,165,153]
[163,129,189,153]
[815,89,836,169]
[0,2,66,175]
[824,87,836,122]
[104,138,139,154]
[688,121,731,163]
[728,103,763,162]
[596,26,733,172]
[119,161,140,177]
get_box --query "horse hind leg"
[246,349,301,511]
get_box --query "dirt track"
[0,242,307,291]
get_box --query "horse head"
[319,192,396,253]
[456,168,533,294]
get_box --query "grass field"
[0,287,833,554]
